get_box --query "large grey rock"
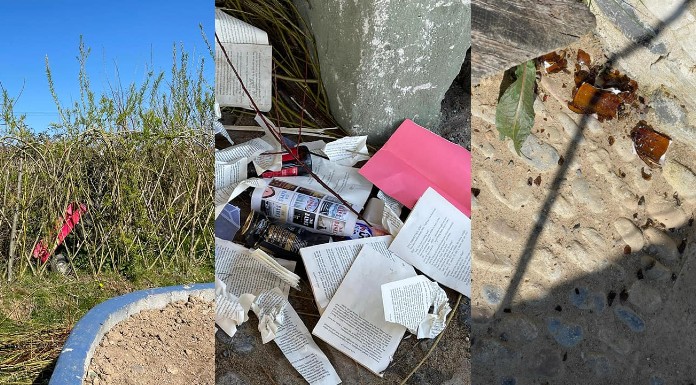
[593,0,668,55]
[295,0,471,145]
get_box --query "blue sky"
[0,1,213,131]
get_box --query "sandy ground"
[471,34,696,383]
[86,297,214,385]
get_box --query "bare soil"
[85,296,214,385]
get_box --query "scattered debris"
[566,48,639,121]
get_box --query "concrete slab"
[49,283,214,385]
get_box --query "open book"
[214,8,272,111]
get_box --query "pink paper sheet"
[359,119,471,217]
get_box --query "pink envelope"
[359,119,471,217]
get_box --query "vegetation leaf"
[495,60,537,155]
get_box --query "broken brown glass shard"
[630,121,671,168]
[568,83,623,121]
[596,69,639,104]
[576,49,591,67]
[539,51,567,74]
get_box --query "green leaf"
[495,60,537,155]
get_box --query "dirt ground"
[86,296,214,385]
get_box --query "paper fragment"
[214,120,234,145]
[215,137,274,164]
[215,157,247,191]
[215,9,272,111]
[389,188,472,297]
[381,275,451,339]
[300,236,393,314]
[250,248,300,289]
[377,190,403,216]
[323,136,370,166]
[215,277,255,338]
[253,114,283,173]
[252,288,288,343]
[251,288,342,385]
[215,178,267,217]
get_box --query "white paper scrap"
[215,137,275,164]
[214,120,234,145]
[300,235,393,314]
[215,238,297,297]
[215,178,267,218]
[313,244,416,376]
[253,114,283,173]
[252,288,342,385]
[378,200,404,237]
[215,277,255,338]
[381,275,451,339]
[323,136,370,166]
[377,190,403,216]
[215,157,247,191]
[389,187,471,297]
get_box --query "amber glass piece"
[630,121,671,168]
[568,83,622,121]
[577,49,591,66]
[539,51,567,73]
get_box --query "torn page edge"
[215,178,268,217]
[323,135,370,166]
[250,248,301,289]
[215,277,255,338]
[252,288,342,385]
[380,276,451,339]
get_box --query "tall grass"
[0,38,214,281]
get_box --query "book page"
[215,9,272,111]
[215,157,247,192]
[215,9,268,45]
[215,43,272,111]
[215,238,296,297]
[312,244,416,376]
[381,275,451,339]
[388,187,471,297]
[300,235,393,314]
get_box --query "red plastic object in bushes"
[32,202,88,263]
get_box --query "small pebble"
[614,306,645,332]
[546,317,584,347]
[613,218,645,251]
[663,160,696,202]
